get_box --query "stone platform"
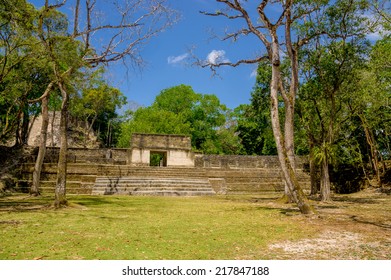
[18,146,310,196]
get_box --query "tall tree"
[30,0,177,207]
[0,0,51,145]
[298,0,375,200]
[200,0,327,214]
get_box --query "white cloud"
[250,68,257,78]
[167,53,189,65]
[366,28,390,41]
[206,50,230,65]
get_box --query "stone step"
[94,186,215,192]
[130,190,215,196]
[225,182,311,193]
[95,177,210,183]
[21,163,209,176]
[20,173,97,183]
[92,176,215,196]
[18,180,94,194]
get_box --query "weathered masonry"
[129,133,195,167]
[19,133,310,196]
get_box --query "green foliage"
[153,84,198,115]
[297,1,390,191]
[117,106,191,148]
[70,68,127,147]
[371,35,391,85]
[117,84,240,154]
[0,0,54,143]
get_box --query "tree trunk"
[21,109,30,145]
[31,96,49,196]
[14,106,27,147]
[54,81,69,208]
[31,82,54,196]
[270,47,315,214]
[320,145,332,201]
[309,141,318,196]
[51,110,56,147]
[360,115,382,188]
[320,160,331,201]
[283,101,295,202]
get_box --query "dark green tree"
[118,84,237,154]
[70,68,127,147]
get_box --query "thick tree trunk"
[360,116,382,188]
[320,93,335,201]
[270,52,315,214]
[283,101,295,202]
[54,82,69,208]
[320,151,331,201]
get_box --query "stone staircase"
[91,165,215,196]
[18,153,310,196]
[19,163,216,196]
[204,168,310,194]
[93,177,215,196]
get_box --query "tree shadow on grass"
[332,196,379,204]
[0,195,125,212]
[350,215,391,230]
[279,208,301,215]
[69,196,120,207]
[68,195,164,209]
[0,196,51,212]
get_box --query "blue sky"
[29,0,263,109]
[28,1,387,111]
[106,0,262,110]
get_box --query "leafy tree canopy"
[117,84,242,154]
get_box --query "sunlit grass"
[1,192,390,260]
[0,194,312,260]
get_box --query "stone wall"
[20,147,311,194]
[131,133,192,150]
[195,155,308,169]
[129,133,194,167]
[41,147,129,164]
[27,111,100,148]
[194,155,310,193]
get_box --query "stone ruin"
[129,133,195,167]
[18,133,311,196]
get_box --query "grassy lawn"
[0,192,390,260]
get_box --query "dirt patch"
[269,230,364,259]
[266,189,391,259]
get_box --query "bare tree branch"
[75,0,179,67]
[197,55,269,77]
[28,81,55,103]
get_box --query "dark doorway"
[150,151,167,166]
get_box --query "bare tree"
[199,0,323,214]
[31,0,178,206]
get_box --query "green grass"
[0,194,312,260]
[1,192,390,260]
